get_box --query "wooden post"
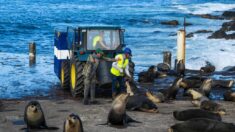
[29,42,36,66]
[176,30,186,75]
[163,51,171,69]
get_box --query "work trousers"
[84,77,96,103]
[111,75,125,94]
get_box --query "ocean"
[0,0,235,99]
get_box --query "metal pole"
[163,51,171,69]
[29,42,36,66]
[176,30,186,75]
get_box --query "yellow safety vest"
[93,36,101,48]
[110,54,129,76]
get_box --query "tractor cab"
[54,26,134,97]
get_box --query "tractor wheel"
[60,60,70,90]
[129,60,135,77]
[70,59,85,97]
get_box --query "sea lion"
[23,101,58,130]
[165,78,183,99]
[157,63,170,72]
[200,100,226,115]
[63,113,83,132]
[100,93,141,126]
[126,93,159,113]
[168,118,235,132]
[224,90,235,101]
[173,109,222,121]
[191,96,209,107]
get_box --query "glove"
[119,68,124,73]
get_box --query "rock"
[161,20,179,26]
[208,30,227,39]
[169,33,177,36]
[221,20,235,31]
[197,14,224,20]
[222,11,235,20]
[185,22,192,26]
[225,33,235,39]
[194,30,213,33]
[186,33,194,38]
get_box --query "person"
[110,47,132,99]
[92,31,110,50]
[82,48,115,105]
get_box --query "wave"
[174,3,235,15]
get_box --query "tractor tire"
[60,60,70,90]
[129,60,135,77]
[70,58,85,97]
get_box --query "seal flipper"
[125,114,141,123]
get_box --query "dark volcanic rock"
[223,66,235,71]
[161,20,179,26]
[186,33,194,38]
[221,20,235,31]
[194,30,213,33]
[185,22,192,26]
[208,30,227,39]
[197,14,224,20]
[222,11,235,20]
[226,33,235,39]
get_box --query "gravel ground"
[0,99,235,132]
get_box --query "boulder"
[186,33,194,38]
[161,20,179,26]
[197,14,224,20]
[221,20,235,31]
[208,30,227,39]
[222,11,235,19]
[194,30,213,33]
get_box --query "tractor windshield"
[87,29,120,50]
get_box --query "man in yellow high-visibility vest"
[110,48,132,99]
[92,31,110,50]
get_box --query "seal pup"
[200,100,226,115]
[99,93,141,126]
[224,90,235,101]
[23,101,58,131]
[173,109,221,121]
[168,118,235,132]
[63,113,83,132]
[165,77,183,99]
[213,80,234,88]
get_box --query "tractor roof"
[76,25,122,30]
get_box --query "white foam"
[174,3,235,15]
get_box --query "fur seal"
[213,80,234,88]
[63,113,83,132]
[138,66,156,83]
[200,100,226,115]
[126,93,159,113]
[173,109,221,121]
[165,78,183,99]
[100,93,141,126]
[168,118,235,132]
[23,101,58,130]
[186,88,203,100]
[146,91,165,103]
[200,61,215,74]
[199,78,213,97]
[224,90,235,101]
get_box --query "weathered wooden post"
[29,42,36,66]
[176,30,186,75]
[163,51,171,69]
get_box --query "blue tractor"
[54,26,135,97]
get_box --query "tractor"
[54,26,135,97]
